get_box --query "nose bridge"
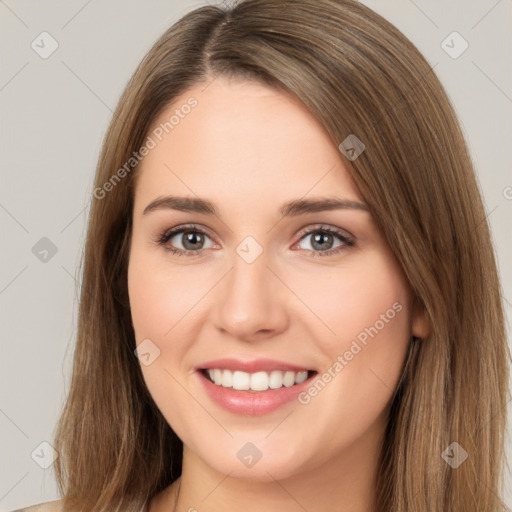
[214,241,288,338]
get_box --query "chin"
[194,435,315,483]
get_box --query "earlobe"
[411,297,430,340]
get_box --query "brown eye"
[294,226,355,257]
[156,225,215,256]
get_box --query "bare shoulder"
[11,499,65,512]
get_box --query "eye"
[293,225,355,257]
[154,223,355,258]
[155,224,216,256]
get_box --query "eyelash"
[154,224,355,258]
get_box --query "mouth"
[195,358,318,416]
[200,368,316,392]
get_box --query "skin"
[127,76,429,512]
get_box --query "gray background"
[1,0,511,509]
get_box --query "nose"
[213,248,289,342]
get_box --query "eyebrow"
[142,195,369,217]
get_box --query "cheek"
[299,250,412,355]
[128,245,201,342]
[128,249,197,438]
[296,252,412,431]
[337,272,410,357]
[128,264,172,341]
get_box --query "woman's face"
[128,76,428,482]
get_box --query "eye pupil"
[183,231,204,250]
[311,232,333,251]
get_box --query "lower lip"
[196,370,316,416]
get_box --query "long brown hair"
[53,0,510,510]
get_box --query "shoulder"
[11,499,65,512]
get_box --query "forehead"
[134,77,363,208]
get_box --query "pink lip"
[195,359,316,416]
[197,358,312,373]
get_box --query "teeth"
[269,370,283,389]
[283,371,295,387]
[295,370,308,384]
[205,369,310,391]
[232,370,250,390]
[221,369,233,388]
[250,371,269,391]
[212,369,223,385]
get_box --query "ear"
[411,296,430,340]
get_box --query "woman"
[16,0,510,510]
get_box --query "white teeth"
[232,370,250,390]
[213,369,223,385]
[269,370,283,389]
[221,369,233,388]
[205,369,311,391]
[250,371,269,391]
[283,371,295,387]
[295,370,308,384]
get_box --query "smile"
[202,368,312,391]
[196,358,318,415]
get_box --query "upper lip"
[197,358,314,373]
